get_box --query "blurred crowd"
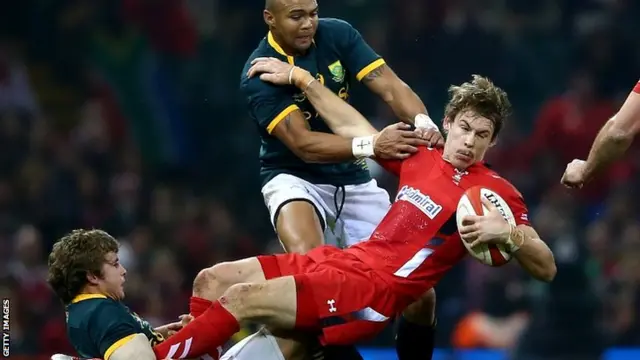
[1,0,639,358]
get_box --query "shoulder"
[240,75,292,103]
[414,147,442,164]
[481,167,524,200]
[316,18,358,42]
[318,17,356,32]
[240,37,282,88]
[88,299,132,324]
[68,298,129,328]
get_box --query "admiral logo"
[396,185,443,219]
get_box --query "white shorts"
[261,173,391,248]
[220,328,284,360]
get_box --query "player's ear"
[263,10,275,27]
[442,117,452,133]
[86,271,100,285]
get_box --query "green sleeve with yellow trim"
[87,301,140,359]
[327,18,384,81]
[241,76,299,134]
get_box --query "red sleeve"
[505,186,531,227]
[633,80,640,94]
[374,159,403,176]
[501,178,531,226]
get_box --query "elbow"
[537,262,557,283]
[380,81,410,105]
[607,126,635,145]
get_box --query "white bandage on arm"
[352,135,375,158]
[414,114,439,131]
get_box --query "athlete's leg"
[192,253,319,360]
[396,288,437,360]
[262,175,361,360]
[153,275,299,360]
[276,201,325,253]
[262,174,327,253]
[193,258,267,302]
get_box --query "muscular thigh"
[262,174,328,253]
[215,257,267,285]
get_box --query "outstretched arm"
[582,85,640,181]
[247,58,437,160]
[292,69,378,138]
[562,82,640,188]
[361,64,437,130]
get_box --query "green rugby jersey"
[241,18,386,186]
[65,294,164,360]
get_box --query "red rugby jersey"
[346,147,530,308]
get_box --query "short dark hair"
[47,229,119,305]
[444,75,511,140]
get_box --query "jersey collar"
[71,293,108,304]
[267,31,315,65]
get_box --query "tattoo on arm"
[283,112,311,131]
[362,64,386,83]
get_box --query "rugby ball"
[456,186,516,267]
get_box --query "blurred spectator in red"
[122,0,197,56]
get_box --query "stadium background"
[1,0,639,359]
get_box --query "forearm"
[510,227,556,282]
[293,69,378,138]
[385,81,428,125]
[582,89,640,182]
[581,120,634,182]
[295,131,359,163]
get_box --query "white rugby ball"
[456,186,516,267]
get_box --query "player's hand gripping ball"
[456,186,516,266]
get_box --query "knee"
[220,283,267,320]
[403,288,436,325]
[193,262,243,297]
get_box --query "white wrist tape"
[505,236,522,253]
[352,136,375,159]
[505,225,523,253]
[414,114,439,131]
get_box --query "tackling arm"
[509,225,556,282]
[271,108,360,163]
[291,68,378,138]
[581,86,640,182]
[361,64,437,129]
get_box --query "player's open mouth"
[297,35,313,42]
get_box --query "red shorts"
[257,245,398,345]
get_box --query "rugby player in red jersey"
[138,73,556,360]
[562,79,640,188]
